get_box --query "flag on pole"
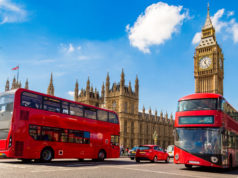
[11,66,19,70]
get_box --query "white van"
[166,145,174,158]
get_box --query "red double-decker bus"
[174,93,238,169]
[0,88,120,162]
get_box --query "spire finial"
[203,2,213,29]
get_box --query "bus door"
[110,135,120,158]
[221,130,229,167]
[235,135,238,165]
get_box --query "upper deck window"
[177,98,217,112]
[21,92,42,109]
[43,97,61,113]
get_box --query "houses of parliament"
[2,5,223,149]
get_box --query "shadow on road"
[0,158,173,168]
[180,166,238,176]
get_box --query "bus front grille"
[15,141,24,156]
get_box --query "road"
[0,158,237,178]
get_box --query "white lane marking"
[30,166,99,173]
[104,166,209,178]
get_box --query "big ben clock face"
[199,56,212,69]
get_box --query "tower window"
[124,102,128,113]
[112,101,116,110]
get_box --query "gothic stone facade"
[75,70,174,149]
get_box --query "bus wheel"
[229,156,233,171]
[165,156,170,163]
[20,159,32,163]
[40,148,54,162]
[78,159,84,162]
[98,150,106,161]
[136,158,140,163]
[185,164,192,169]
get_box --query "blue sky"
[0,0,238,116]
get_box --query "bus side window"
[43,97,61,113]
[97,110,108,122]
[60,129,68,142]
[21,92,42,109]
[111,135,119,146]
[70,103,83,117]
[62,101,69,115]
[109,113,119,124]
[84,107,96,120]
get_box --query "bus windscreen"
[0,93,14,139]
[178,99,217,112]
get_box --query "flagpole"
[17,65,19,84]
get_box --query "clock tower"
[194,4,224,95]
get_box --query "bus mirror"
[173,130,175,136]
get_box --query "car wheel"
[136,158,140,163]
[229,156,233,171]
[130,157,134,160]
[151,156,158,163]
[165,156,170,163]
[40,148,53,162]
[185,164,192,169]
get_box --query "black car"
[128,147,139,160]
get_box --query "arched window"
[112,101,116,110]
[131,121,134,134]
[131,102,134,114]
[124,102,128,113]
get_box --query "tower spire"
[120,68,125,86]
[74,80,79,101]
[25,79,29,89]
[203,2,213,29]
[5,79,9,91]
[47,73,54,96]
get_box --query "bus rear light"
[211,156,218,163]
[8,136,12,148]
[175,153,179,160]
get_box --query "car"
[128,146,139,160]
[135,145,170,163]
[166,145,174,158]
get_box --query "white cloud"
[68,91,74,97]
[211,9,227,32]
[192,32,201,45]
[0,0,27,24]
[60,43,75,54]
[77,46,82,51]
[127,2,188,53]
[192,9,238,44]
[68,43,74,53]
[227,11,234,17]
[230,19,238,43]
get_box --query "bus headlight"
[210,156,218,163]
[8,136,12,148]
[175,153,179,160]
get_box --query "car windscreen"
[138,146,150,150]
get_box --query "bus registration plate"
[189,161,200,164]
